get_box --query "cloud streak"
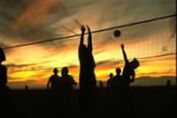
[12,0,60,30]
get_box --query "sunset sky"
[0,0,176,89]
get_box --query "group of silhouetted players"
[46,25,139,94]
[0,25,140,94]
[47,67,77,92]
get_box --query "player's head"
[109,73,113,78]
[53,68,58,75]
[131,58,140,69]
[115,68,121,75]
[62,67,68,76]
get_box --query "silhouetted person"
[99,81,104,88]
[54,67,77,117]
[79,25,96,94]
[0,47,18,117]
[107,73,114,88]
[113,67,122,87]
[119,44,139,117]
[78,25,97,117]
[0,47,7,88]
[107,68,122,90]
[61,67,77,91]
[47,68,61,90]
[114,68,122,80]
[121,44,140,86]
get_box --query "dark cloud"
[0,0,62,43]
[0,0,29,34]
[7,63,53,72]
[96,59,122,66]
[67,65,78,69]
[7,63,38,72]
[138,69,176,76]
[7,63,37,68]
[132,76,176,86]
[0,0,175,47]
[0,41,8,47]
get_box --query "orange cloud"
[12,0,60,30]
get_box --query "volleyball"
[113,30,121,37]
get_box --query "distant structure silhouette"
[25,85,29,91]
[47,68,61,90]
[121,44,140,86]
[0,47,7,88]
[166,80,171,87]
[61,67,77,91]
[78,25,96,94]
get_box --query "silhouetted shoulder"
[0,47,6,61]
[0,65,7,83]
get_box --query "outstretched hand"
[121,44,124,49]
[81,25,86,32]
[86,25,91,32]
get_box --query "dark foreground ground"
[0,86,177,118]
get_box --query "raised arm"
[80,25,86,45]
[86,25,92,52]
[121,44,128,63]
